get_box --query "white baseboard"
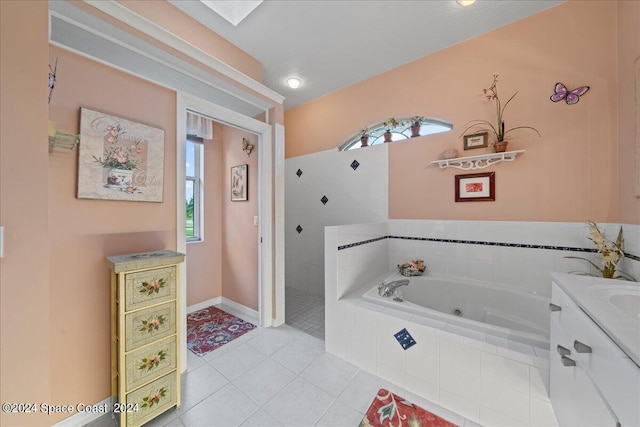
[220,297,259,323]
[186,296,222,314]
[51,396,114,427]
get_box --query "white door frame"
[176,92,273,372]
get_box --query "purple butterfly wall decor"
[550,82,589,105]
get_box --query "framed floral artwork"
[455,172,495,202]
[78,108,165,202]
[231,164,248,201]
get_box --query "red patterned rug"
[360,389,458,427]
[187,306,256,356]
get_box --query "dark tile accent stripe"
[337,236,388,250]
[337,234,640,261]
[626,253,640,262]
[388,236,598,253]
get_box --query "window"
[186,139,203,241]
[338,116,453,151]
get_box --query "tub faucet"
[378,279,410,297]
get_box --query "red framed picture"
[455,172,495,202]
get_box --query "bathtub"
[362,272,550,350]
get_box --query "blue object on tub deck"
[394,328,416,350]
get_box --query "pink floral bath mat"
[360,389,458,427]
[186,306,256,356]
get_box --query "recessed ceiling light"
[287,78,302,89]
[200,1,263,26]
[456,0,476,6]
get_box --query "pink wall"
[284,1,623,223]
[185,123,259,310]
[186,126,223,306]
[0,2,52,426]
[617,0,640,225]
[47,46,177,422]
[222,128,259,310]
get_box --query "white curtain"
[187,112,213,139]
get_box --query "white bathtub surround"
[388,220,640,297]
[326,222,558,427]
[285,145,388,296]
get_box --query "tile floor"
[86,304,476,427]
[284,287,325,340]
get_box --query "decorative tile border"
[627,253,640,262]
[337,236,388,250]
[337,234,640,261]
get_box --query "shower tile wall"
[285,144,388,296]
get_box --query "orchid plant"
[460,75,540,142]
[566,221,635,280]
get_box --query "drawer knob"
[556,345,571,356]
[560,355,576,367]
[549,303,562,312]
[573,340,592,353]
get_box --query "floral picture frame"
[78,108,165,202]
[455,172,495,202]
[463,132,488,150]
[231,164,248,201]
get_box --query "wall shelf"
[431,150,525,170]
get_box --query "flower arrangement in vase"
[358,128,370,147]
[92,123,143,190]
[382,118,399,142]
[566,221,635,280]
[460,75,540,152]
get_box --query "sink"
[589,285,640,320]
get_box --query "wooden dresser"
[107,250,185,427]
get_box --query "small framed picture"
[455,172,495,202]
[463,132,488,150]
[231,164,248,201]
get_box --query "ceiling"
[169,0,564,110]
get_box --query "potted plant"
[460,75,540,152]
[359,128,370,147]
[403,116,424,138]
[382,118,399,142]
[565,221,635,280]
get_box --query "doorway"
[176,92,274,372]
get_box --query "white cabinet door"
[550,317,619,427]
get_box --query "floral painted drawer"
[125,371,177,427]
[124,266,176,311]
[125,302,175,351]
[125,336,177,391]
